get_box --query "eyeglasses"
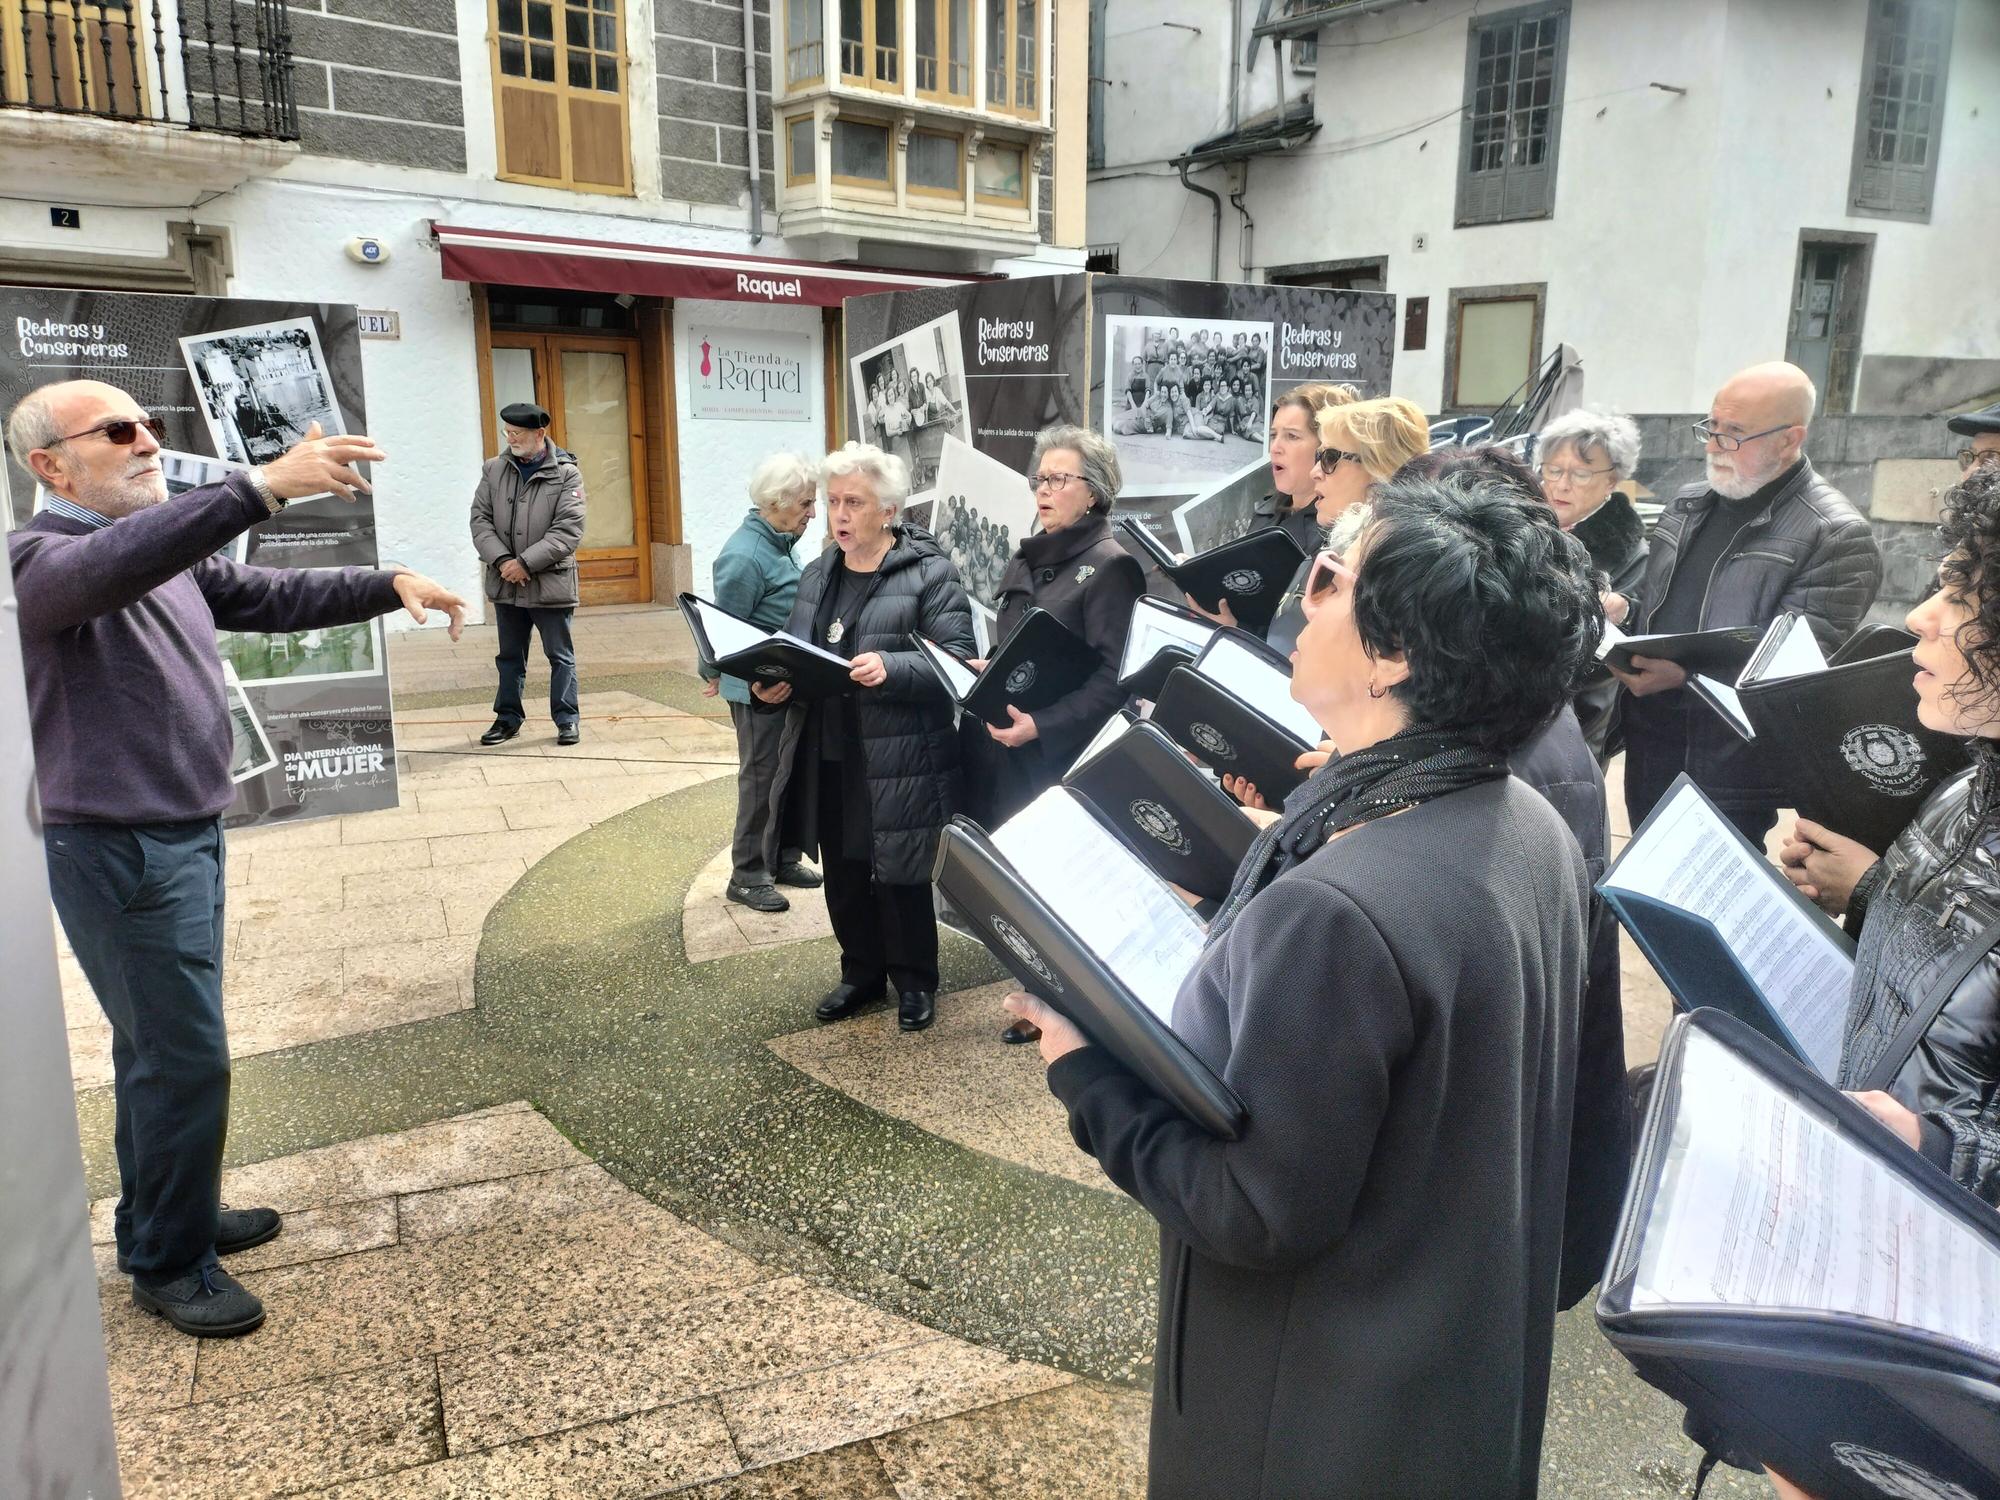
[1314,447,1361,473]
[1029,472,1084,493]
[1301,548,1358,617]
[1536,463,1615,486]
[1959,446,2000,471]
[1690,419,1795,452]
[55,416,166,447]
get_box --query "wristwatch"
[247,466,285,516]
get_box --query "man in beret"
[470,403,588,746]
[1949,400,2000,475]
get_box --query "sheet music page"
[776,630,856,669]
[1632,1026,2000,1363]
[1067,713,1132,777]
[1121,603,1217,678]
[1196,635,1323,747]
[1744,615,1829,686]
[1596,620,1628,662]
[991,788,1207,1026]
[1696,674,1756,739]
[693,599,774,659]
[916,636,979,699]
[1602,781,1851,1079]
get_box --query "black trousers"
[1623,727,1778,847]
[817,758,938,996]
[45,819,229,1282]
[492,602,578,728]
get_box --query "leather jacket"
[1842,758,2000,1206]
[1622,459,1881,809]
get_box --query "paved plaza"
[61,606,1764,1497]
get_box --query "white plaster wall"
[670,297,828,602]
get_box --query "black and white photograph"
[1171,454,1281,556]
[161,448,251,563]
[181,315,347,468]
[1101,313,1275,497]
[928,434,1036,645]
[222,663,279,783]
[849,309,972,497]
[217,614,384,687]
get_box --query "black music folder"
[1151,630,1322,803]
[678,593,855,698]
[1116,595,1220,701]
[1599,1008,2000,1500]
[1066,719,1258,902]
[1118,518,1306,635]
[1598,773,1854,1080]
[911,607,1099,729]
[932,793,1246,1137]
[1602,622,1767,679]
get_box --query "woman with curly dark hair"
[1004,476,1602,1498]
[1776,464,2000,1210]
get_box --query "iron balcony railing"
[1,0,299,141]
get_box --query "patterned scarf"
[1205,726,1510,945]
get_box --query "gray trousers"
[729,700,798,885]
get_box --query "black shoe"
[132,1264,265,1338]
[479,720,521,746]
[899,991,937,1032]
[118,1205,283,1274]
[556,724,581,746]
[816,983,884,1023]
[773,861,823,889]
[1000,1019,1041,1046]
[726,881,790,914]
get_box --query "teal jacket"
[707,508,804,705]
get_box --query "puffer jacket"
[1623,460,1881,810]
[770,524,974,886]
[1841,758,2000,1206]
[1571,491,1648,764]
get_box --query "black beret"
[1947,401,2000,438]
[500,402,552,429]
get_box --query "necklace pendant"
[827,618,845,644]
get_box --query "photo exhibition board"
[0,288,400,828]
[841,275,1394,583]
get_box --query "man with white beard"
[1607,361,1881,842]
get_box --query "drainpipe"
[1177,158,1223,281]
[741,0,763,245]
[1229,170,1254,277]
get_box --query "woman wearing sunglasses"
[1004,476,1602,1497]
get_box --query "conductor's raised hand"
[1001,992,1088,1065]
[260,421,385,502]
[849,651,889,689]
[390,571,467,640]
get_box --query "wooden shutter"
[492,0,631,194]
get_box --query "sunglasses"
[56,416,167,446]
[1314,447,1360,473]
[1301,548,1358,616]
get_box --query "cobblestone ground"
[66,606,1762,1497]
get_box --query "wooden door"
[484,330,652,605]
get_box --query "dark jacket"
[771,524,974,886]
[469,443,588,609]
[987,514,1146,806]
[1571,492,1649,763]
[1623,460,1881,811]
[1250,491,1323,657]
[1512,706,1630,1307]
[1049,778,1589,1499]
[706,509,804,706]
[1840,760,2000,1206]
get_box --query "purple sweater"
[8,472,402,825]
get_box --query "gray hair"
[821,440,909,516]
[748,452,819,519]
[5,389,61,462]
[1327,501,1372,556]
[1536,407,1642,479]
[1031,423,1122,513]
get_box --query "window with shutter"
[1848,0,1954,222]
[492,0,632,195]
[1454,2,1568,228]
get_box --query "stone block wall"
[656,0,775,210]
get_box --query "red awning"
[432,223,974,308]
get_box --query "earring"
[1366,681,1385,700]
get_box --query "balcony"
[1,1,302,202]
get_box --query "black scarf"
[1205,726,1510,944]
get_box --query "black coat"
[983,514,1146,816]
[1251,491,1322,657]
[1570,492,1648,763]
[771,525,974,886]
[1049,778,1589,1499]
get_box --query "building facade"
[0,0,1088,613]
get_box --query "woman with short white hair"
[704,452,823,913]
[759,442,974,1033]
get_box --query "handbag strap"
[1858,912,2000,1091]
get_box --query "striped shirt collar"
[40,494,115,530]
